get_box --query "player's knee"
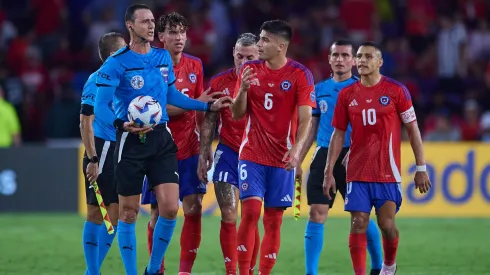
[220,205,238,223]
[120,206,139,223]
[263,208,284,231]
[377,217,396,234]
[86,205,103,224]
[159,201,179,219]
[182,195,203,215]
[350,213,369,233]
[308,204,330,224]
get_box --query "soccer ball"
[127,96,162,127]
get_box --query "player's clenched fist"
[322,172,336,200]
[283,144,301,171]
[414,170,431,194]
[240,66,257,91]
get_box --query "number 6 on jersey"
[264,93,273,110]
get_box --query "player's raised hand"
[86,162,99,183]
[323,172,336,200]
[283,145,301,171]
[197,154,209,183]
[198,87,223,103]
[209,96,233,111]
[123,121,153,134]
[240,66,257,92]
[414,171,431,194]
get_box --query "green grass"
[0,214,489,274]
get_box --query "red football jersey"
[209,68,245,152]
[235,59,316,168]
[167,53,204,160]
[332,76,417,183]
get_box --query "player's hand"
[86,162,99,183]
[206,149,213,171]
[295,165,303,182]
[283,144,301,171]
[123,121,153,134]
[414,171,431,194]
[209,96,233,111]
[240,66,257,92]
[323,172,336,200]
[197,154,209,183]
[341,150,350,167]
[198,87,222,103]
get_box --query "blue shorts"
[344,181,403,214]
[238,160,295,208]
[212,143,239,188]
[141,154,206,204]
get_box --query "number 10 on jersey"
[362,108,376,126]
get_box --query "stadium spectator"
[0,86,21,147]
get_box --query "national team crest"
[130,75,144,89]
[189,73,197,84]
[280,80,292,91]
[160,67,169,83]
[241,182,248,191]
[379,96,390,106]
[319,100,328,113]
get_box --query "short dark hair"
[331,39,355,55]
[98,32,125,62]
[260,20,293,42]
[359,41,383,56]
[236,33,257,47]
[125,4,150,22]
[157,12,189,33]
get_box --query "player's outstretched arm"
[167,84,209,112]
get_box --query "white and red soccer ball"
[127,96,162,127]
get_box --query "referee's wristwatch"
[88,156,99,163]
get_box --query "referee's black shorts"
[114,123,179,196]
[83,137,118,206]
[307,147,349,207]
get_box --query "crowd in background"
[1,0,490,147]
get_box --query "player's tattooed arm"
[200,111,218,155]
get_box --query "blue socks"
[118,221,137,275]
[366,219,383,270]
[147,216,176,273]
[304,220,324,275]
[83,221,100,275]
[98,224,117,268]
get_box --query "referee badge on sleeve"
[160,67,169,83]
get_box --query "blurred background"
[1,1,490,274]
[1,0,490,146]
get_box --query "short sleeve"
[295,68,316,108]
[81,76,96,106]
[311,83,321,116]
[396,85,416,124]
[96,58,122,87]
[332,89,349,131]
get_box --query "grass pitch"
[0,214,489,274]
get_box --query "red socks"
[237,200,262,275]
[349,233,367,275]
[179,214,202,273]
[249,227,260,274]
[258,208,284,275]
[220,221,237,274]
[383,236,399,266]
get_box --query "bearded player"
[141,12,219,275]
[231,20,316,275]
[197,33,260,275]
[298,40,383,275]
[324,41,431,275]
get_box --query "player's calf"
[180,194,204,273]
[259,207,284,275]
[376,201,399,269]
